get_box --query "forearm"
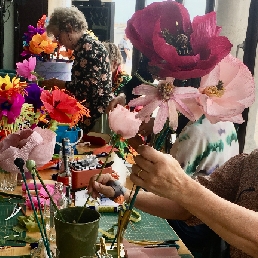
[176,178,258,256]
[124,189,191,220]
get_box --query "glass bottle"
[49,182,65,242]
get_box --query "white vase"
[35,61,73,81]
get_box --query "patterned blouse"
[66,33,112,134]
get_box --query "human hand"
[130,145,188,200]
[106,93,126,113]
[88,173,117,199]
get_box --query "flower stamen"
[161,28,192,56]
[204,80,225,97]
[158,82,174,101]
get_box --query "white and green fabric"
[170,116,239,176]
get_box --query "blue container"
[54,125,83,154]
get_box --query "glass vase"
[0,172,18,191]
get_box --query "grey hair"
[46,6,88,34]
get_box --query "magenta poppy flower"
[126,1,232,80]
[0,93,25,124]
[198,54,255,124]
[128,78,203,134]
[16,57,37,81]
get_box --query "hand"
[138,118,154,137]
[106,93,126,113]
[88,173,116,199]
[130,145,187,200]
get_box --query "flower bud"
[26,160,36,174]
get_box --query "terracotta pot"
[54,207,100,258]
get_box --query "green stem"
[135,72,156,87]
[31,174,52,258]
[34,168,65,222]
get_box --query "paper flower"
[128,79,202,134]
[0,93,25,124]
[0,75,27,96]
[198,54,255,123]
[109,105,142,139]
[29,32,58,55]
[0,127,56,174]
[24,83,43,111]
[126,1,232,79]
[21,15,58,61]
[16,56,37,81]
[40,88,90,124]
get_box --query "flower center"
[204,80,225,97]
[1,101,12,111]
[158,82,174,100]
[1,83,7,90]
[162,25,192,56]
[54,100,61,108]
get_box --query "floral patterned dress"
[66,33,112,134]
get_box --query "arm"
[88,173,191,221]
[131,145,258,257]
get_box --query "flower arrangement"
[0,68,90,137]
[21,15,59,61]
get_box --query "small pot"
[54,207,100,258]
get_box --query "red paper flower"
[40,88,82,123]
[126,1,232,80]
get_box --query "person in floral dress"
[43,7,112,133]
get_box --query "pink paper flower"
[0,93,25,124]
[126,1,232,79]
[0,127,56,173]
[128,79,203,134]
[109,105,142,139]
[198,54,255,124]
[16,57,37,81]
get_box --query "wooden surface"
[0,166,193,257]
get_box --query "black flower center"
[54,100,61,108]
[1,101,11,111]
[162,27,192,56]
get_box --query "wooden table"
[0,167,193,257]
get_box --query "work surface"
[0,164,193,257]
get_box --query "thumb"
[94,181,115,198]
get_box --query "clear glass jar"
[49,182,65,242]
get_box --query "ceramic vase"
[35,61,73,81]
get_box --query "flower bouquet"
[95,1,255,256]
[0,69,90,191]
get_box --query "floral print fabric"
[66,33,112,133]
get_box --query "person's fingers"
[130,165,148,188]
[136,145,164,164]
[88,173,113,198]
[93,181,115,198]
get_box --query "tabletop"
[0,160,193,257]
